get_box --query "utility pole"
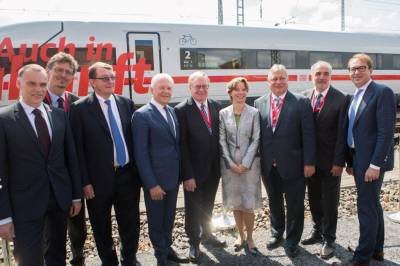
[237,0,244,26]
[341,0,345,31]
[260,0,263,19]
[218,0,223,25]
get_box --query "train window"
[257,51,272,69]
[393,55,400,69]
[309,51,343,68]
[296,51,309,69]
[135,40,154,70]
[377,54,394,69]
[279,51,296,68]
[199,49,241,69]
[242,50,257,69]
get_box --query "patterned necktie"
[200,103,212,134]
[105,100,126,166]
[164,106,176,138]
[347,89,364,147]
[57,97,64,110]
[313,93,323,113]
[32,109,51,158]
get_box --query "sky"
[0,0,399,33]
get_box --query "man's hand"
[69,201,82,217]
[149,185,166,200]
[0,222,15,241]
[346,167,353,176]
[330,165,344,177]
[304,165,315,178]
[183,178,196,192]
[364,167,380,182]
[83,185,95,200]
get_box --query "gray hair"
[188,71,210,86]
[151,73,174,88]
[268,64,287,80]
[311,61,332,74]
[18,64,47,78]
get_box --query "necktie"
[274,97,280,108]
[347,89,363,147]
[314,93,323,113]
[32,109,51,158]
[200,103,212,134]
[164,106,176,138]
[57,97,64,110]
[105,100,126,166]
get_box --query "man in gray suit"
[255,64,316,258]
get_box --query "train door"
[126,32,162,100]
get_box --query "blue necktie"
[164,106,176,137]
[347,90,364,147]
[105,100,126,166]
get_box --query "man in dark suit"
[44,52,87,266]
[69,62,141,266]
[332,54,396,266]
[301,61,347,259]
[254,64,316,258]
[174,71,225,262]
[0,64,82,265]
[132,73,187,266]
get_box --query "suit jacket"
[174,97,221,182]
[132,103,180,191]
[254,91,316,180]
[0,102,81,222]
[219,104,260,169]
[346,81,396,173]
[69,92,136,196]
[44,91,80,113]
[303,86,347,170]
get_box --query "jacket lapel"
[354,82,375,126]
[15,103,46,158]
[150,103,176,139]
[317,86,334,120]
[43,104,55,157]
[188,98,210,134]
[274,92,290,133]
[87,93,112,139]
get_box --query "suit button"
[0,185,2,189]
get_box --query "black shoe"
[189,244,200,262]
[167,248,190,263]
[201,233,227,247]
[285,245,300,258]
[372,252,384,261]
[320,241,334,259]
[267,236,283,250]
[301,230,323,245]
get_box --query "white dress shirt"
[95,93,130,166]
[48,90,66,109]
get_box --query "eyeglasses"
[53,67,74,76]
[349,65,368,73]
[192,84,209,90]
[93,76,116,82]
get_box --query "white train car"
[1,21,400,107]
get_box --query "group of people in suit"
[0,51,396,266]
